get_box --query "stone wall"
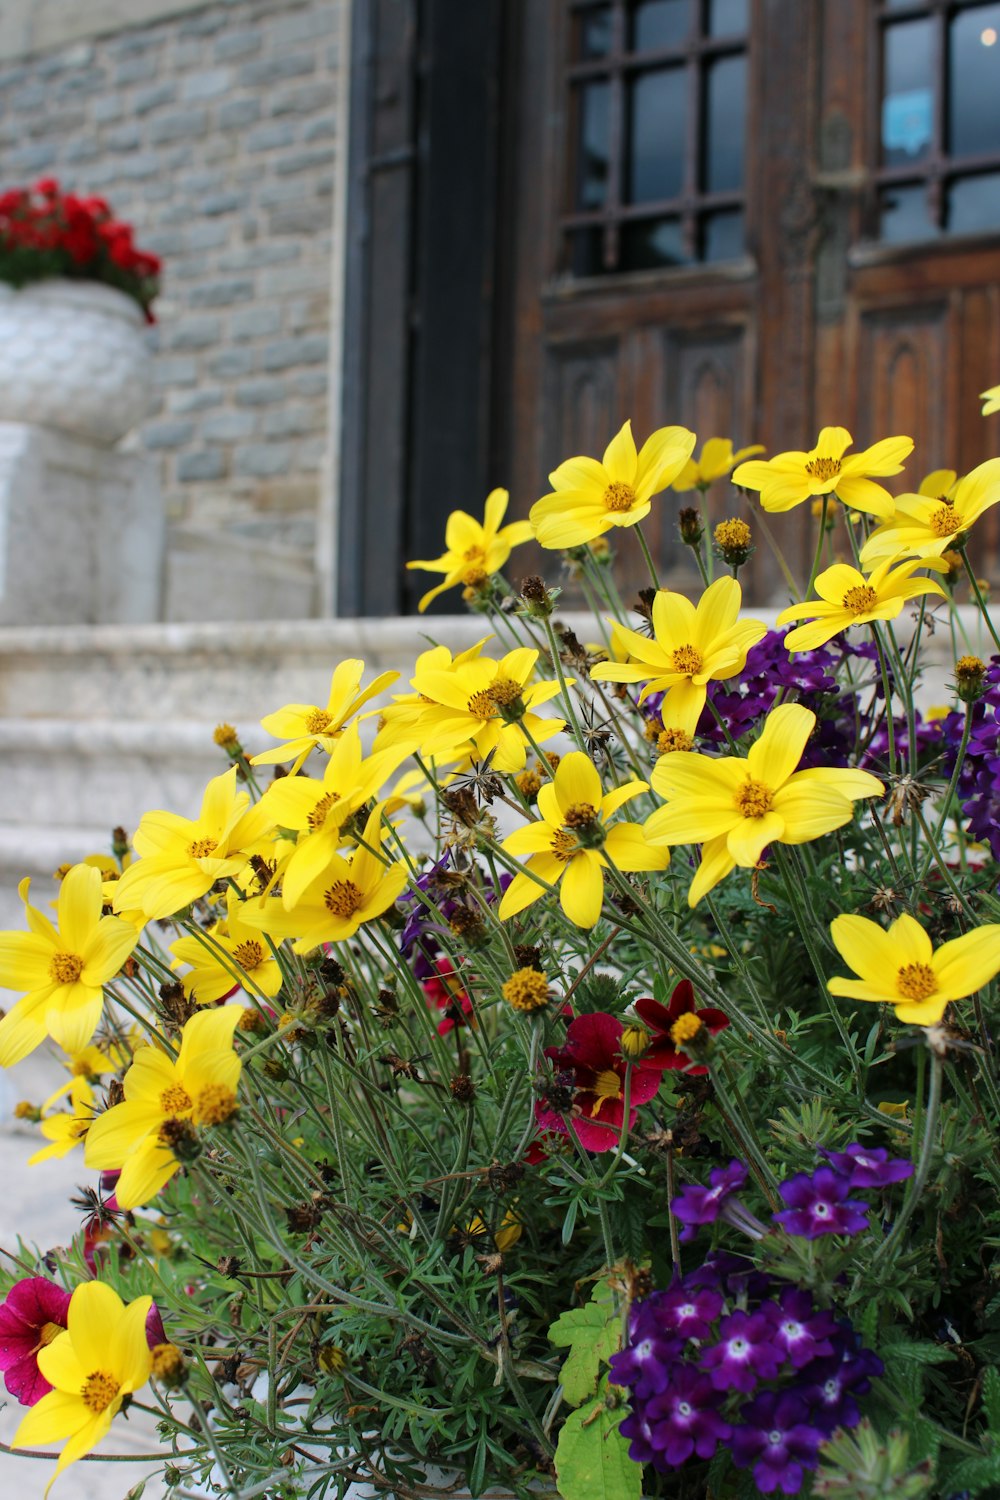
[0,0,345,618]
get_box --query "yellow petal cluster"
[671,436,765,493]
[776,557,949,652]
[829,912,1000,1025]
[733,426,912,516]
[169,886,284,1004]
[252,657,399,770]
[859,458,1000,567]
[406,487,534,611]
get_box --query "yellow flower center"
[841,584,880,615]
[488,676,523,708]
[305,708,333,734]
[232,939,265,970]
[930,503,963,537]
[563,802,598,827]
[81,1370,119,1414]
[714,518,752,549]
[670,1013,703,1047]
[671,644,703,676]
[501,968,549,1012]
[658,727,694,754]
[804,455,841,483]
[324,880,364,919]
[195,1083,238,1126]
[896,962,938,1002]
[213,723,239,749]
[460,546,488,586]
[735,778,774,819]
[49,952,84,985]
[590,1068,622,1114]
[604,480,636,513]
[467,688,498,717]
[551,829,578,862]
[189,837,219,859]
[160,1083,194,1113]
[307,791,340,830]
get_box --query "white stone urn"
[0,278,152,445]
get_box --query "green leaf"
[942,1451,1000,1495]
[983,1364,1000,1435]
[549,1281,621,1407]
[554,1381,642,1500]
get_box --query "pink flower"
[0,1277,71,1405]
[422,958,475,1035]
[633,980,729,1075]
[536,1012,663,1153]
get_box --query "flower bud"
[520,574,555,618]
[151,1342,187,1388]
[955,654,987,703]
[678,507,704,547]
[713,517,753,569]
[620,1026,652,1060]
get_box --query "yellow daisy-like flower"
[530,418,696,549]
[776,557,948,652]
[858,458,1000,568]
[732,426,912,516]
[0,865,138,1067]
[981,383,1000,416]
[589,577,768,736]
[917,468,957,499]
[376,639,564,774]
[29,1076,96,1166]
[406,487,534,611]
[238,802,408,952]
[251,657,399,770]
[113,766,272,922]
[645,703,884,906]
[671,437,765,493]
[85,1004,244,1209]
[498,751,669,929]
[828,912,1000,1025]
[12,1281,153,1495]
[169,887,284,1004]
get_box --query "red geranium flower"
[422,957,475,1035]
[0,1276,71,1405]
[632,979,729,1075]
[535,1012,663,1153]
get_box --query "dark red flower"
[0,1276,71,1405]
[633,980,729,1075]
[536,1012,663,1153]
[422,957,475,1035]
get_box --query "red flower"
[632,980,729,1075]
[422,957,475,1035]
[0,1276,71,1405]
[536,1012,663,1153]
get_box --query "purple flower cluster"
[936,656,1000,862]
[610,1254,882,1494]
[397,856,508,980]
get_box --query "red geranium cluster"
[0,177,161,319]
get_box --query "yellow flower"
[530,419,696,549]
[671,437,764,492]
[85,1004,244,1208]
[406,488,534,611]
[981,383,1000,416]
[828,912,1000,1025]
[376,639,564,774]
[0,866,138,1067]
[238,803,408,952]
[646,703,883,906]
[589,577,768,735]
[732,426,912,516]
[858,458,1000,567]
[29,1077,95,1166]
[169,887,284,1003]
[113,766,272,921]
[251,657,399,770]
[917,468,957,499]
[498,751,668,929]
[12,1281,153,1495]
[776,557,948,652]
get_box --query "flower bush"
[1,417,1000,1499]
[0,177,161,318]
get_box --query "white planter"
[0,278,152,445]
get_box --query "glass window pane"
[568,227,606,277]
[879,182,937,242]
[948,171,1000,234]
[703,209,744,261]
[627,67,687,202]
[575,81,611,209]
[631,0,693,51]
[881,19,934,165]
[620,217,690,269]
[708,0,748,36]
[949,4,1000,158]
[704,55,746,191]
[577,5,612,60]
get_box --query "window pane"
[577,5,612,60]
[879,182,937,242]
[948,171,1000,233]
[568,227,607,277]
[702,209,744,260]
[881,19,934,165]
[631,0,692,51]
[704,55,746,191]
[949,4,1000,157]
[620,217,690,269]
[576,81,611,209]
[628,67,687,201]
[708,0,748,36]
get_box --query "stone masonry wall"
[0,0,342,616]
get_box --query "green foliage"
[554,1379,641,1500]
[548,1279,622,1406]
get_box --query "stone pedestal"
[0,421,164,625]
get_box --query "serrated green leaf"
[549,1282,621,1407]
[941,1451,1000,1494]
[554,1382,641,1500]
[983,1364,1000,1434]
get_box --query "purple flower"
[763,1288,837,1369]
[774,1166,870,1239]
[700,1309,782,1393]
[652,1281,725,1341]
[608,1329,682,1398]
[822,1142,913,1190]
[398,857,508,980]
[671,1160,749,1241]
[637,1366,732,1468]
[800,1332,883,1435]
[730,1391,825,1495]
